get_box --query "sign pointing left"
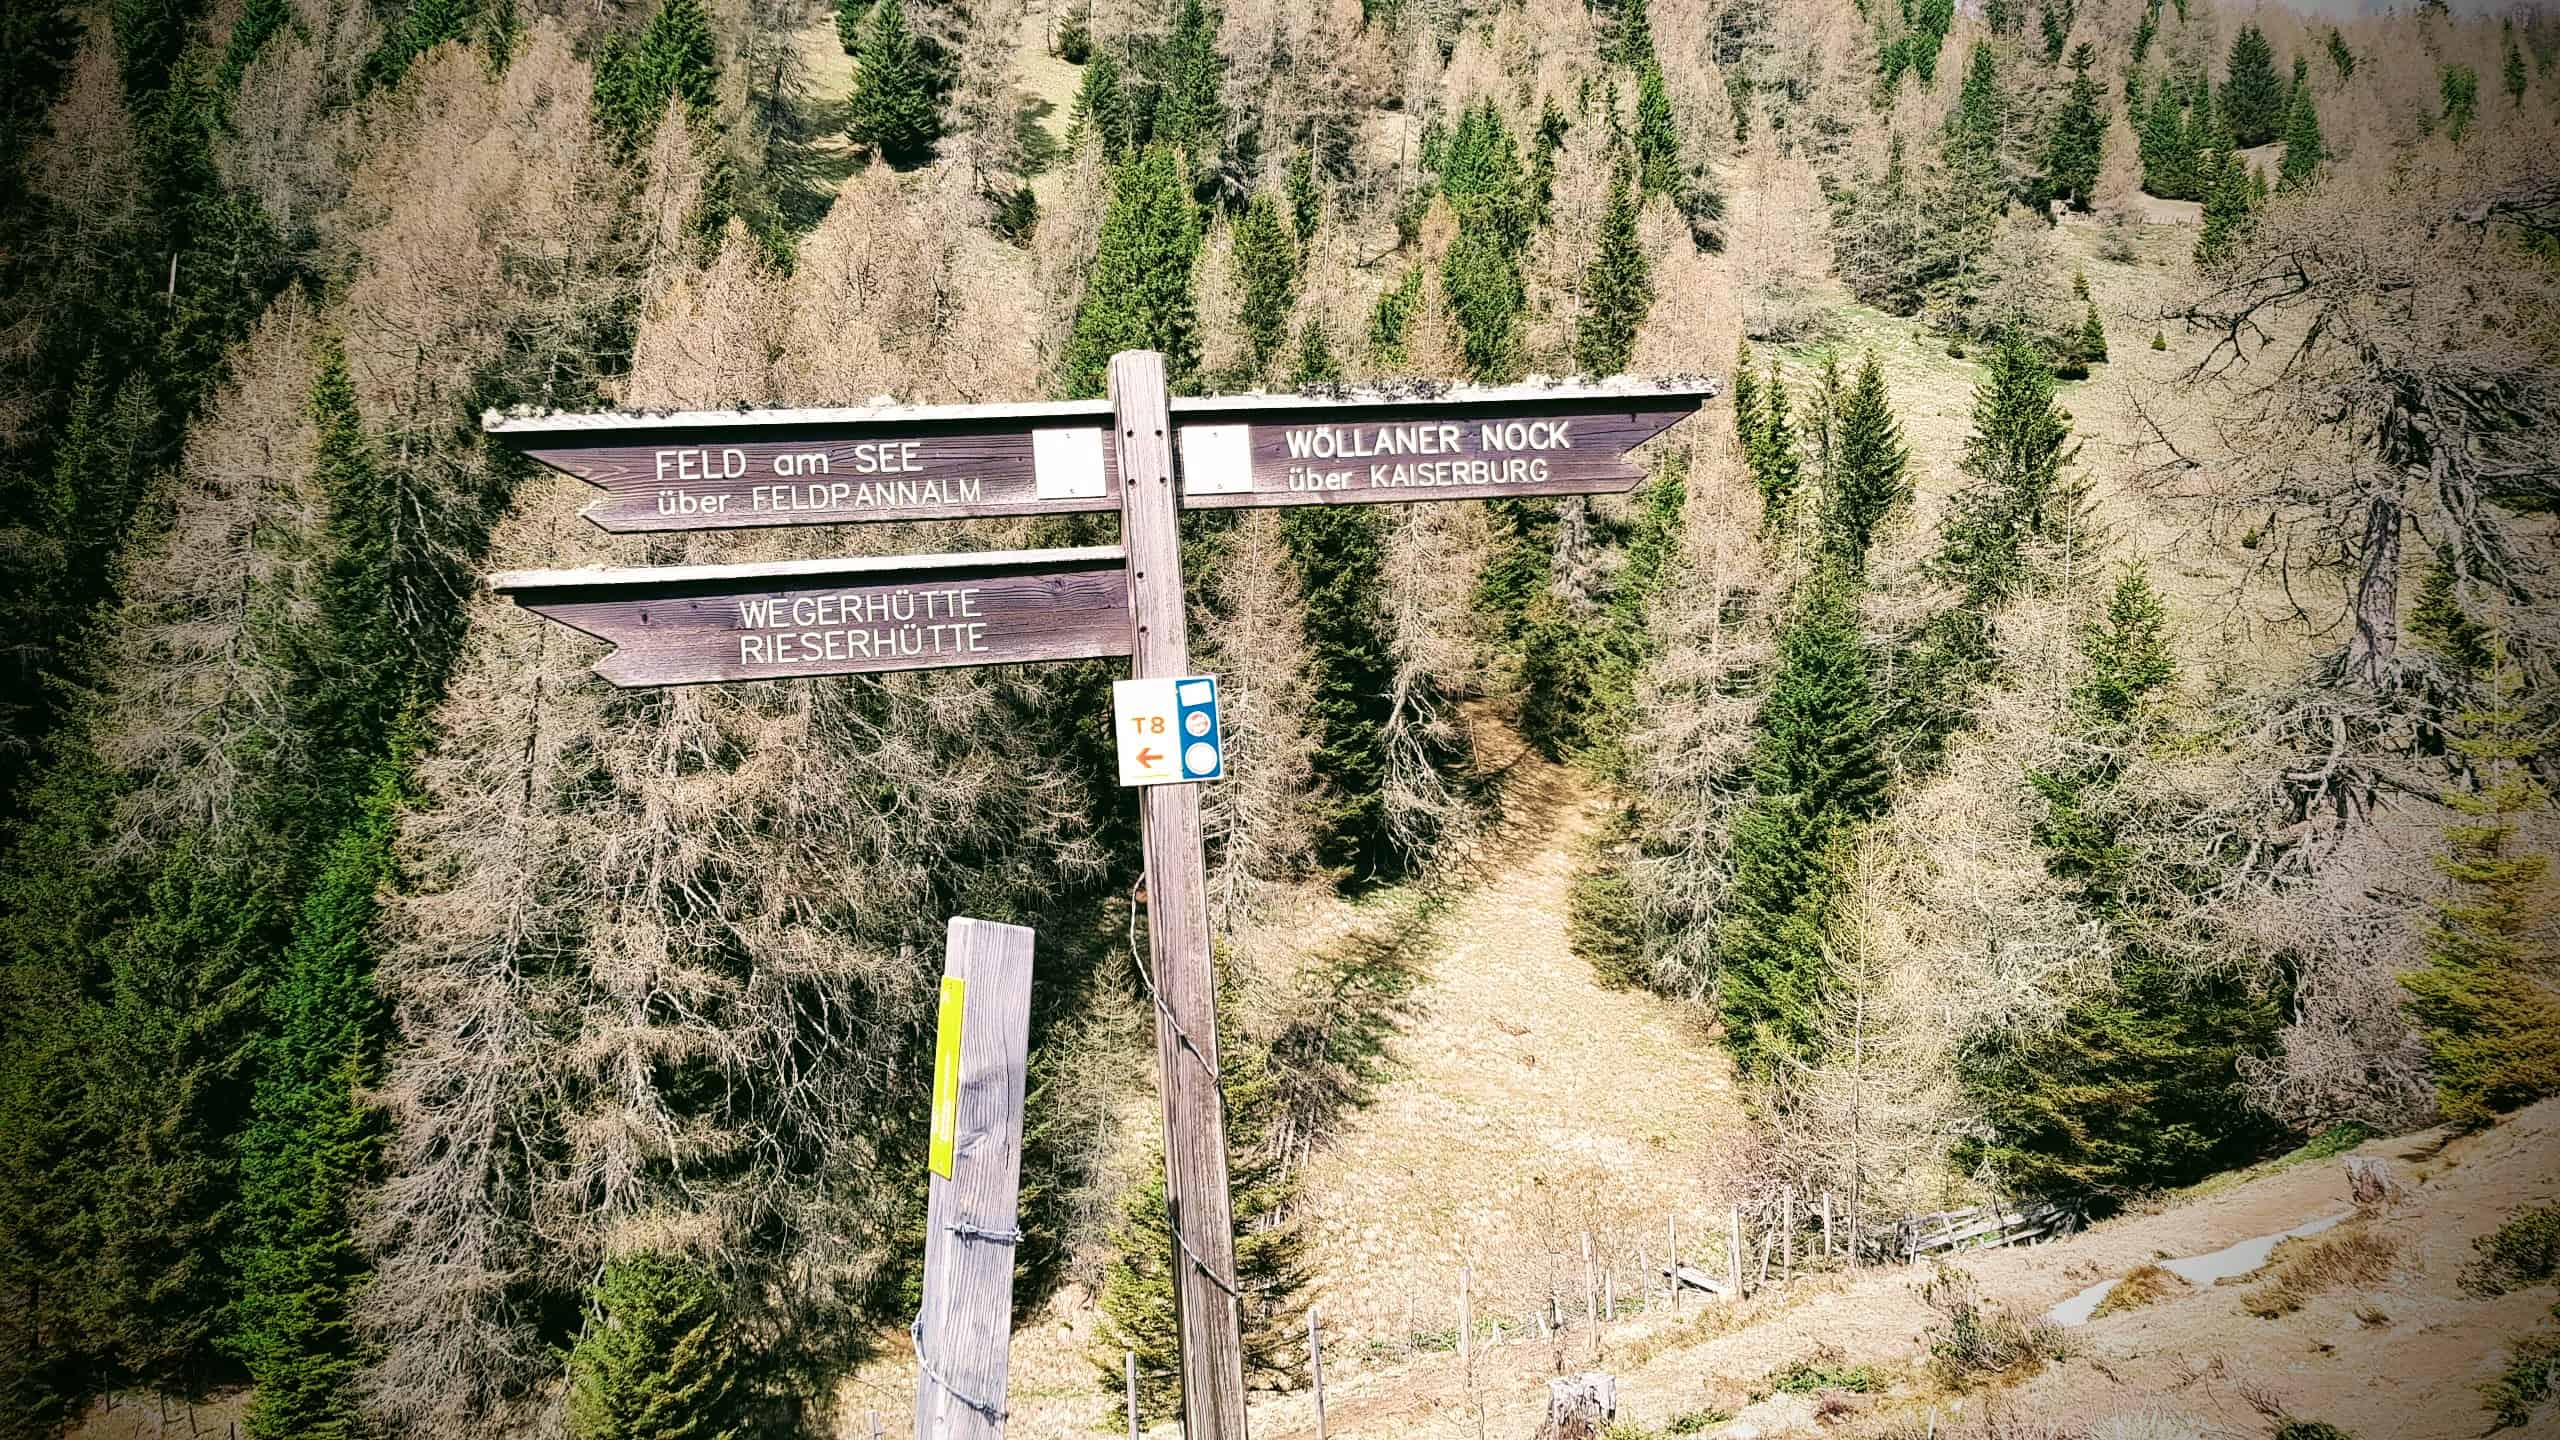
[488,546,1131,688]
[486,399,1120,533]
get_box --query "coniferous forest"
[1,0,2557,1437]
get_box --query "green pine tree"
[218,0,294,90]
[564,1254,750,1440]
[849,0,942,165]
[1752,360,1801,524]
[2222,24,2285,148]
[1442,218,1525,382]
[1367,265,1422,366]
[2401,670,2560,1129]
[2326,27,2355,82]
[2277,81,2324,190]
[1634,58,1681,196]
[2411,555,2495,680]
[2138,71,2193,199]
[1731,337,1763,460]
[1150,0,1224,160]
[2442,63,2480,143]
[1068,50,1130,161]
[594,0,722,149]
[1093,957,1306,1419]
[367,0,480,92]
[1937,330,2086,605]
[1287,147,1321,241]
[1716,574,1891,1076]
[1573,159,1652,377]
[225,763,404,1440]
[1613,0,1656,67]
[2046,42,2107,210]
[1061,146,1202,398]
[2194,148,2255,266]
[1961,566,2282,1209]
[1232,192,1299,376]
[835,0,864,54]
[2078,297,2108,366]
[1293,314,1340,386]
[1821,353,1909,567]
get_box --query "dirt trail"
[1286,733,1744,1358]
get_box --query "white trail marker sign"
[486,360,1706,1439]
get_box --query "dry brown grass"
[2239,1228,2401,1319]
[2091,1263,2189,1320]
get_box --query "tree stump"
[1539,1372,1618,1440]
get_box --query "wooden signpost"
[486,360,1706,1438]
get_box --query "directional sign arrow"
[1169,378,1708,510]
[484,378,1710,535]
[1136,746,1162,768]
[485,398,1120,534]
[487,546,1131,688]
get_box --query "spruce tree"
[2442,64,2479,143]
[2326,27,2355,82]
[2194,149,2255,266]
[2504,26,2528,107]
[226,765,403,1440]
[1961,567,2282,1209]
[1937,331,2084,605]
[2078,297,2108,366]
[1574,159,1652,377]
[2138,71,2191,199]
[1634,59,1681,197]
[1751,360,1801,524]
[1061,146,1202,398]
[1094,957,1305,1419]
[1442,219,1525,382]
[2046,43,2107,211]
[1287,147,1320,241]
[1367,265,1422,365]
[2401,671,2560,1129]
[1716,574,1890,1075]
[1731,337,1763,460]
[835,0,864,54]
[1232,192,1299,376]
[1822,353,1909,567]
[1150,0,1224,160]
[564,1254,749,1440]
[2222,24,2285,148]
[848,0,942,165]
[1069,51,1130,161]
[2277,82,2324,190]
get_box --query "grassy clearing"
[2175,1122,2375,1202]
[2240,1228,2401,1318]
[2091,1262,2188,1319]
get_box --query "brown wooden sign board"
[487,546,1130,688]
[485,380,1707,534]
[1170,389,1698,510]
[486,398,1120,533]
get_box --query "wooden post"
[1308,1306,1327,1440]
[1125,1350,1140,1440]
[913,918,1036,1440]
[1728,1206,1744,1300]
[1822,1192,1834,1260]
[1111,350,1249,1440]
[1782,1191,1794,1281]
[1581,1232,1598,1342]
[1459,1265,1473,1373]
[1636,1238,1648,1313]
[1667,1216,1679,1313]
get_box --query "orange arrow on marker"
[1136,747,1162,767]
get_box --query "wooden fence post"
[1782,1191,1794,1281]
[1728,1206,1744,1300]
[1111,350,1249,1440]
[912,918,1036,1440]
[1581,1232,1598,1343]
[1668,1215,1680,1313]
[1125,1350,1140,1440]
[1308,1306,1327,1440]
[1822,1191,1834,1260]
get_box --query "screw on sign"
[482,360,1708,1439]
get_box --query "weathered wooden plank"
[1114,350,1251,1440]
[488,546,1130,687]
[483,380,1710,532]
[1172,393,1701,510]
[913,918,1036,1440]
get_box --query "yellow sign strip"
[929,976,966,1179]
